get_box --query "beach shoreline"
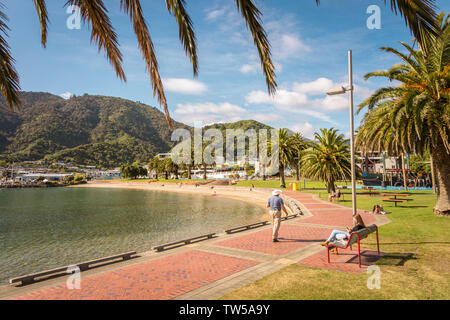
[71,181,272,210]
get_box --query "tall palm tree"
[0,1,441,129]
[356,13,449,216]
[301,128,354,193]
[290,132,309,181]
[278,129,295,188]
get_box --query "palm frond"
[120,0,173,130]
[66,0,126,82]
[33,0,48,48]
[235,0,276,95]
[0,5,20,112]
[384,0,439,52]
[165,0,197,76]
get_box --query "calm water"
[0,187,266,284]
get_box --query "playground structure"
[362,170,433,189]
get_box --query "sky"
[5,0,450,139]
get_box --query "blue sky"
[5,0,450,138]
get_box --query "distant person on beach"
[266,190,289,242]
[321,213,367,253]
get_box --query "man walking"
[267,190,289,242]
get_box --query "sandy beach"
[72,181,273,211]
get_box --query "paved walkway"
[2,191,390,300]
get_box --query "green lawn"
[235,178,350,189]
[220,189,450,300]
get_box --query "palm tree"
[290,132,309,182]
[356,13,449,216]
[278,129,296,188]
[0,1,441,128]
[301,128,354,193]
[148,156,161,179]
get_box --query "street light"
[327,50,357,217]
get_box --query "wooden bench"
[382,198,410,207]
[9,251,136,286]
[327,225,379,268]
[225,221,269,234]
[152,233,216,252]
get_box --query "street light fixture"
[326,50,357,217]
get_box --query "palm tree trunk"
[402,154,408,191]
[295,164,300,181]
[430,155,437,194]
[279,165,286,188]
[327,179,336,193]
[187,165,192,179]
[432,140,450,216]
[203,164,207,180]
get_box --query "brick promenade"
[3,190,390,300]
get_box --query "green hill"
[204,120,272,133]
[0,92,191,168]
[0,93,276,168]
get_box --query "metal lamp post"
[327,50,357,216]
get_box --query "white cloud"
[252,113,283,123]
[290,122,315,139]
[246,90,273,104]
[175,102,245,115]
[246,77,351,111]
[245,90,308,107]
[273,34,311,60]
[245,77,353,123]
[317,95,348,111]
[293,78,335,95]
[240,63,259,74]
[163,78,207,95]
[174,102,246,125]
[60,92,73,100]
[173,101,285,127]
[206,8,226,21]
[274,90,308,106]
[353,84,373,99]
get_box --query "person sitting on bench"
[320,213,367,253]
[328,189,341,202]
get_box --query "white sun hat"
[272,190,282,196]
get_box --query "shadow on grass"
[376,252,418,266]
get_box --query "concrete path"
[1,191,390,300]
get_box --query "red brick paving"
[301,203,343,209]
[13,250,259,300]
[214,225,332,256]
[297,247,386,273]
